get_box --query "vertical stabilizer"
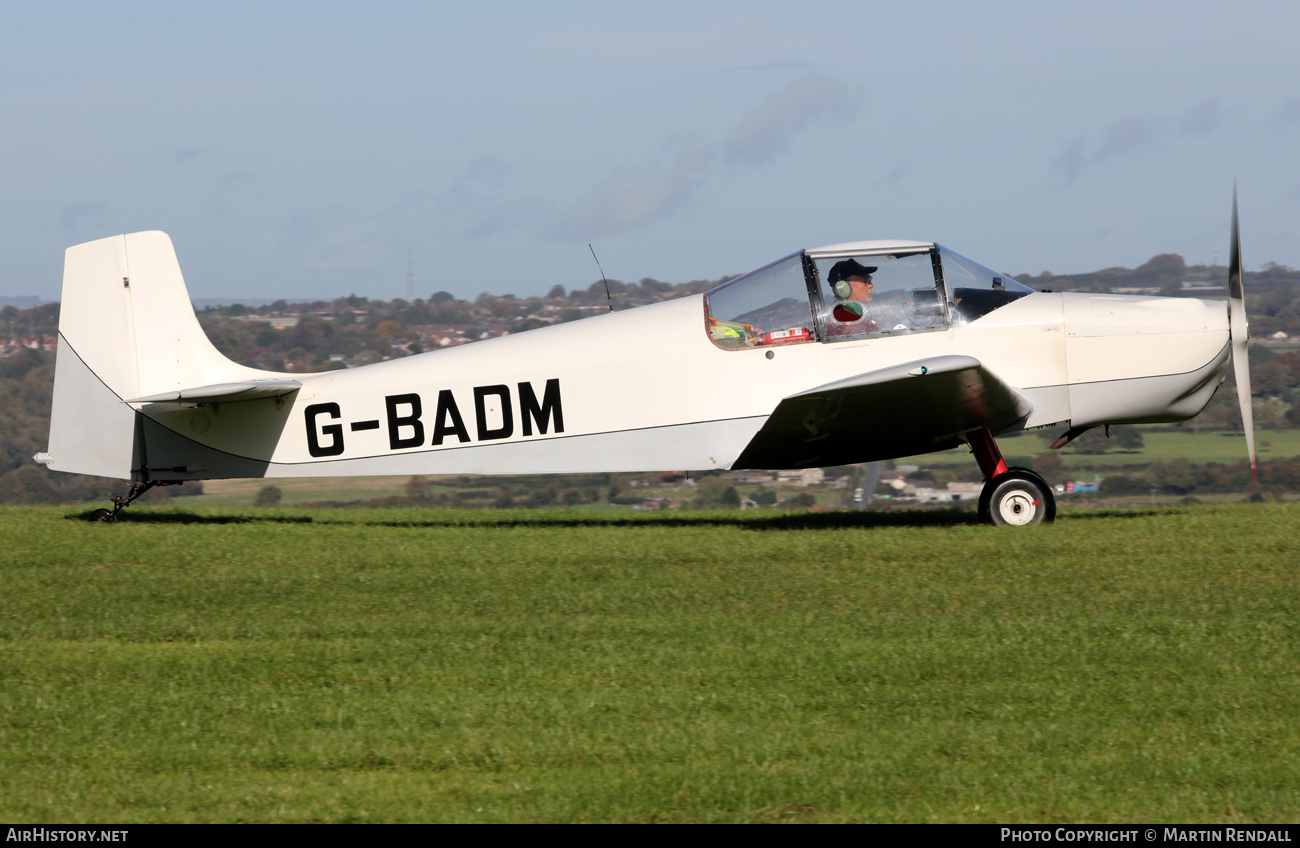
[44,232,273,480]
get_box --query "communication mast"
[407,249,415,302]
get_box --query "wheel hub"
[997,491,1038,526]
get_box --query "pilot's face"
[847,275,874,301]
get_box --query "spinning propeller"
[1228,186,1257,480]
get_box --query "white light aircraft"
[37,196,1256,525]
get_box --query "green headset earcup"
[831,280,852,299]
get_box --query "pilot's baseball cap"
[827,258,879,285]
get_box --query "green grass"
[1,504,1298,822]
[194,475,413,507]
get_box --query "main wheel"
[979,469,1055,526]
[88,508,115,523]
[977,467,1054,524]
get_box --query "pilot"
[825,258,879,336]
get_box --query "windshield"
[704,253,816,350]
[813,250,946,339]
[702,244,1034,349]
[941,246,1034,324]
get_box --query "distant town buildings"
[1,335,56,356]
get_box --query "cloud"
[546,74,861,240]
[462,197,550,239]
[1270,96,1300,135]
[422,156,550,238]
[1052,104,1216,184]
[545,144,714,239]
[1093,114,1160,161]
[727,61,815,72]
[59,200,106,233]
[874,160,913,192]
[174,148,205,165]
[1179,99,1224,136]
[210,171,269,216]
[1092,219,1128,242]
[1052,138,1087,184]
[443,155,509,209]
[722,74,859,167]
[276,210,395,272]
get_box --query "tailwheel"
[87,480,164,523]
[979,468,1056,526]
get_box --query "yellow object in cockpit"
[709,318,750,339]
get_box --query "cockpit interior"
[704,242,1036,350]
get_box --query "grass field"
[195,475,416,507]
[919,429,1295,468]
[2,504,1297,823]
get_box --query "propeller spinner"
[1228,186,1257,480]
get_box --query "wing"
[733,355,1033,469]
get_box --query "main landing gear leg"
[88,480,162,523]
[969,425,1055,526]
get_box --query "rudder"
[43,232,267,480]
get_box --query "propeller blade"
[1228,185,1256,480]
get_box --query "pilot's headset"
[826,259,878,310]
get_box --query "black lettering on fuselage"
[311,380,563,458]
[305,402,345,457]
[474,385,514,441]
[519,378,564,436]
[386,393,425,450]
[431,389,470,446]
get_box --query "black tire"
[977,465,1038,523]
[980,469,1056,526]
[88,508,115,523]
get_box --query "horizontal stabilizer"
[734,355,1034,468]
[127,380,302,405]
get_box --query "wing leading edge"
[733,355,1034,469]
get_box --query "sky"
[2,0,1298,303]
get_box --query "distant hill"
[0,296,52,309]
[191,298,317,310]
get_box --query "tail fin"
[43,231,266,479]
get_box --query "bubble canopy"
[703,243,1033,350]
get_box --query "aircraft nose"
[1063,293,1230,427]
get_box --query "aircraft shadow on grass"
[64,507,1171,530]
[64,510,313,525]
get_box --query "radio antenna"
[588,244,614,312]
